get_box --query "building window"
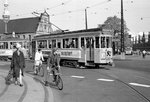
[29,35,31,41]
[23,35,25,39]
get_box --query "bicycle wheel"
[39,66,44,77]
[55,75,63,90]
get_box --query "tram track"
[91,68,150,102]
[0,69,51,102]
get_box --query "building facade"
[0,11,52,41]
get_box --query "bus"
[32,28,114,68]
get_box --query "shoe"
[19,84,23,87]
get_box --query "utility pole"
[121,0,125,59]
[85,7,89,30]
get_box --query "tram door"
[85,37,94,62]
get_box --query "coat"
[47,53,60,68]
[10,50,25,78]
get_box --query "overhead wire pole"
[84,0,111,30]
[85,7,89,30]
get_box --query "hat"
[16,43,21,48]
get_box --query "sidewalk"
[113,54,150,61]
[0,69,54,102]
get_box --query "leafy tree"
[98,15,131,50]
[98,15,129,34]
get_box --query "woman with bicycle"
[44,48,61,86]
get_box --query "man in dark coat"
[11,43,25,86]
[44,48,60,86]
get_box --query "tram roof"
[0,37,28,41]
[35,28,112,38]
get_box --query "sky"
[0,0,150,35]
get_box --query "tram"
[32,28,113,68]
[0,37,29,61]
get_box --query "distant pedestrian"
[10,43,25,87]
[142,50,146,59]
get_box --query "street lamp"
[120,0,125,59]
[2,0,10,34]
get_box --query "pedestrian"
[142,50,146,59]
[10,43,25,87]
[44,48,60,86]
[34,49,44,75]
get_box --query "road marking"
[71,75,85,78]
[97,78,114,82]
[129,83,150,88]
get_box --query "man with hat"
[10,43,25,87]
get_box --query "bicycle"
[46,66,63,90]
[33,60,44,77]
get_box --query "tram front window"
[106,37,111,48]
[0,42,8,49]
[101,37,105,48]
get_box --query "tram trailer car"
[32,28,114,68]
[0,37,29,61]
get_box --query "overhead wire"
[10,0,72,18]
[50,0,111,17]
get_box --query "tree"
[98,15,131,50]
[98,15,129,34]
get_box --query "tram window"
[106,37,111,48]
[63,38,78,48]
[71,38,78,48]
[101,37,105,48]
[57,42,61,48]
[81,37,85,48]
[38,40,47,48]
[0,42,8,49]
[63,39,69,48]
[52,40,56,48]
[10,42,16,49]
[48,40,52,48]
[95,37,99,48]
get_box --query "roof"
[0,19,5,34]
[0,17,40,34]
[34,28,113,40]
